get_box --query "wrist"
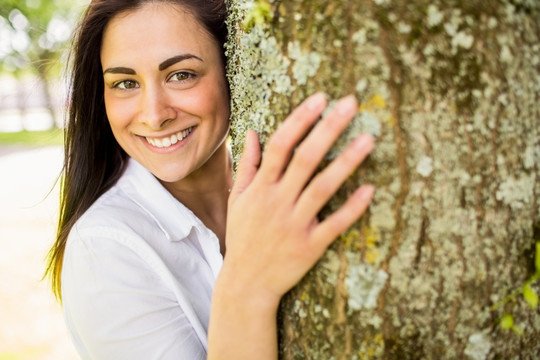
[214,263,281,314]
[208,264,280,360]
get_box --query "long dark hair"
[46,0,228,300]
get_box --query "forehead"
[101,3,218,66]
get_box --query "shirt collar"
[118,158,199,242]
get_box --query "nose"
[139,86,176,129]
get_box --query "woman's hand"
[224,92,375,306]
[208,93,375,360]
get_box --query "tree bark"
[226,0,540,358]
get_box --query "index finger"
[256,92,327,183]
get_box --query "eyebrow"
[103,67,136,75]
[102,54,203,75]
[158,54,203,71]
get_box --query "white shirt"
[62,158,223,359]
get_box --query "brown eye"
[115,80,139,90]
[170,72,194,82]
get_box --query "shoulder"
[74,182,156,238]
[63,157,209,282]
[71,157,196,243]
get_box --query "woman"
[46,0,375,358]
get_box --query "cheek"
[209,91,230,133]
[208,77,230,121]
[104,94,135,131]
[185,78,229,126]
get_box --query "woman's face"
[101,3,229,183]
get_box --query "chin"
[152,170,189,184]
[140,161,189,183]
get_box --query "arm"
[208,93,375,359]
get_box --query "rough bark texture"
[225,0,540,358]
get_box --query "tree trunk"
[225,0,540,358]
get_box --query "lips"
[145,127,193,148]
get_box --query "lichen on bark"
[226,0,540,358]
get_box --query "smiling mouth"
[145,127,194,148]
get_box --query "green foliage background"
[0,0,87,78]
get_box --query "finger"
[311,184,375,249]
[280,95,358,196]
[257,92,327,183]
[294,133,374,220]
[230,130,261,204]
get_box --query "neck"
[160,141,232,254]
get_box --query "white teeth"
[146,127,193,148]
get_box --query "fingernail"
[361,184,375,200]
[306,92,327,110]
[354,133,375,151]
[337,95,357,115]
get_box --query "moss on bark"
[226,0,540,358]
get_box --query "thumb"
[230,130,260,202]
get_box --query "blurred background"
[0,0,88,358]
